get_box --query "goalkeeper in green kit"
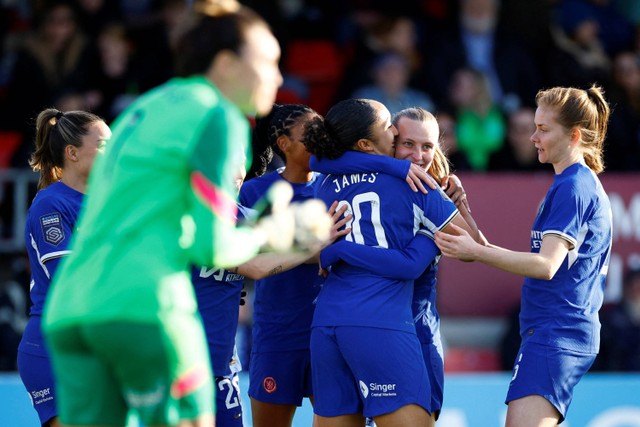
[42,1,330,426]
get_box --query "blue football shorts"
[17,350,58,425]
[506,340,596,423]
[421,339,444,418]
[248,348,313,406]
[311,326,431,418]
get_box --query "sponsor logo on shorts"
[40,213,64,245]
[358,380,397,398]
[31,387,53,405]
[359,380,369,398]
[263,376,277,393]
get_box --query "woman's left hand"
[435,223,477,262]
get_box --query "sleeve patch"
[40,213,64,246]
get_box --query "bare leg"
[315,413,366,427]
[251,398,297,427]
[505,395,560,427]
[374,404,432,427]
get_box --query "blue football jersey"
[312,154,457,332]
[521,163,612,353]
[191,205,252,377]
[239,170,324,351]
[192,265,244,376]
[20,182,84,356]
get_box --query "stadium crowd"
[1,0,640,172]
[0,0,639,409]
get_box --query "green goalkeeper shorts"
[46,312,214,426]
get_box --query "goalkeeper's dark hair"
[303,99,378,159]
[250,103,316,177]
[173,0,271,76]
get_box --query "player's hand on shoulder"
[406,163,438,194]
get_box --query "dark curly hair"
[249,103,316,177]
[303,99,378,159]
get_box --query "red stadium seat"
[284,39,345,114]
[275,86,307,105]
[0,131,22,169]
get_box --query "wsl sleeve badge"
[40,212,65,245]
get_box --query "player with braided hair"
[42,2,330,427]
[192,147,348,427]
[238,103,326,427]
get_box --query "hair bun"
[193,0,240,16]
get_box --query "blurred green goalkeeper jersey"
[43,76,262,330]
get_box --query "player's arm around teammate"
[312,107,481,424]
[238,103,336,427]
[192,137,347,427]
[40,2,330,427]
[303,99,469,427]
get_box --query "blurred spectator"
[595,269,640,371]
[604,50,640,170]
[75,0,123,40]
[337,14,427,103]
[122,0,186,94]
[436,110,471,171]
[585,0,634,56]
[425,0,540,113]
[448,67,506,171]
[85,22,141,123]
[489,107,549,171]
[352,51,435,115]
[498,0,555,84]
[548,0,612,89]
[2,0,93,168]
